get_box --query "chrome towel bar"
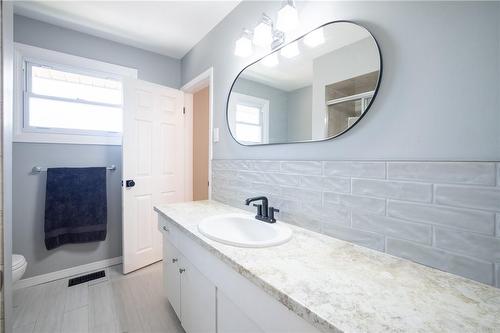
[31,165,116,174]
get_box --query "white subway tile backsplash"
[496,264,499,288]
[386,239,494,285]
[251,182,281,196]
[496,163,500,186]
[388,200,495,235]
[212,178,249,192]
[212,159,247,170]
[212,169,238,179]
[239,171,300,186]
[246,160,281,172]
[323,161,385,178]
[280,186,322,203]
[435,228,500,262]
[352,179,432,202]
[212,159,500,287]
[280,211,322,232]
[236,171,260,183]
[496,214,500,237]
[213,189,251,209]
[302,201,350,225]
[213,159,280,172]
[352,213,431,244]
[435,185,500,211]
[280,161,322,175]
[324,192,386,215]
[388,162,496,185]
[264,173,300,186]
[322,223,385,251]
[299,175,350,193]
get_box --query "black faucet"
[245,196,279,223]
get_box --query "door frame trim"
[2,2,15,332]
[181,67,214,200]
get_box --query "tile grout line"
[493,263,498,288]
[431,225,436,246]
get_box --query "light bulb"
[304,27,325,48]
[280,41,299,58]
[234,30,253,57]
[276,1,298,32]
[253,14,273,48]
[262,53,279,67]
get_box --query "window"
[229,93,269,144]
[14,43,137,145]
[26,63,123,133]
[235,104,263,143]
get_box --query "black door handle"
[125,180,135,188]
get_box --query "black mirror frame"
[226,20,383,147]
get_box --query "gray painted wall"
[13,143,122,277]
[287,86,312,142]
[13,15,181,277]
[181,1,500,161]
[14,15,181,88]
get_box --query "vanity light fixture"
[304,27,325,47]
[261,53,279,67]
[235,5,300,57]
[234,29,253,57]
[276,0,299,32]
[280,41,300,58]
[253,14,274,48]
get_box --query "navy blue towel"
[44,167,107,250]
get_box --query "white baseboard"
[14,256,123,290]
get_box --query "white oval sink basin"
[198,214,292,248]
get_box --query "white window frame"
[14,43,138,145]
[228,92,269,144]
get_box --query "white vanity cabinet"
[158,215,320,333]
[162,236,182,318]
[162,234,216,333]
[217,290,264,333]
[179,247,217,333]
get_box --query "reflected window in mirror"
[228,92,269,144]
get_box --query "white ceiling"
[13,1,240,59]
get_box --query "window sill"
[14,131,122,146]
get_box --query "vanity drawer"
[158,215,179,245]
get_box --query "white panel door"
[123,77,185,274]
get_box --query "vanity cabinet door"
[179,256,216,333]
[163,237,181,318]
[217,290,264,333]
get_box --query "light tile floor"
[13,262,185,333]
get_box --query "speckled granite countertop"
[154,200,500,333]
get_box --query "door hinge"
[183,106,186,115]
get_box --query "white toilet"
[12,254,27,283]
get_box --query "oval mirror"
[227,21,382,146]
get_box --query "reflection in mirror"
[227,21,381,145]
